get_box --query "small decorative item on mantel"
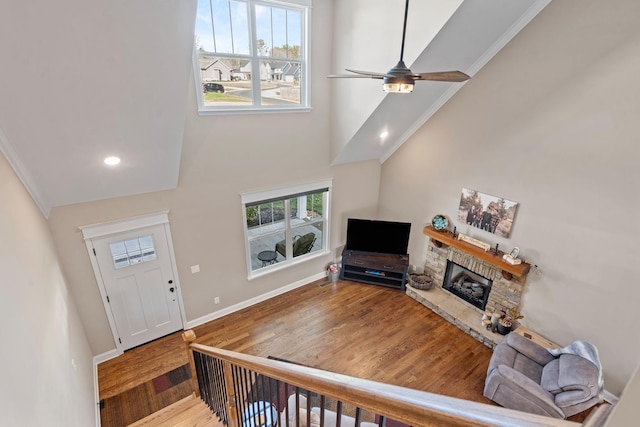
[457,233,492,252]
[503,247,522,265]
[428,214,449,248]
[431,214,448,231]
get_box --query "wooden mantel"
[423,225,531,279]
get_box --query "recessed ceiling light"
[380,131,389,139]
[104,156,121,166]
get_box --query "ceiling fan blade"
[413,71,470,82]
[345,68,388,78]
[328,74,381,79]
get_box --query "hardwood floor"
[189,279,494,402]
[98,278,595,426]
[99,279,495,424]
[98,331,191,400]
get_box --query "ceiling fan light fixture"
[383,60,414,93]
[383,82,414,93]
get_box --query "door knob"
[169,287,175,292]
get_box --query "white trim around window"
[194,0,312,114]
[241,178,332,279]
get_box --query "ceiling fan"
[329,0,470,93]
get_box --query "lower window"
[241,180,331,277]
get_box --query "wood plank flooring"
[98,279,591,425]
[100,280,492,400]
[98,331,190,400]
[190,279,493,402]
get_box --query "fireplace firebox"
[443,260,493,310]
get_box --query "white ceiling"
[0,0,198,215]
[0,0,550,216]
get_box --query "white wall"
[378,0,640,395]
[0,151,95,425]
[606,360,640,426]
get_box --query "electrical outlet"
[191,264,200,274]
[214,296,220,304]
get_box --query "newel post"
[181,329,200,397]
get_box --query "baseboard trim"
[93,349,120,426]
[185,271,326,329]
[94,349,120,365]
[94,361,101,427]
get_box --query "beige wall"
[0,152,95,425]
[378,0,640,396]
[606,360,640,426]
[47,0,382,355]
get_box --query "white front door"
[90,223,183,350]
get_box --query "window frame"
[194,0,312,115]
[241,179,332,279]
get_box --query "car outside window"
[194,0,310,113]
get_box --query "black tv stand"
[340,248,409,290]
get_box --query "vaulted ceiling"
[331,0,550,164]
[0,0,550,216]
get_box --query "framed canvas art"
[457,188,518,238]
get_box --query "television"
[345,218,411,255]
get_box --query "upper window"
[241,179,331,278]
[194,0,310,113]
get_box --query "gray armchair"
[484,332,603,418]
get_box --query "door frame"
[80,211,187,354]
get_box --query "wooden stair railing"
[183,331,611,427]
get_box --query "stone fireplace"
[406,227,530,348]
[443,260,493,310]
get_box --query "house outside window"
[241,179,331,278]
[194,0,311,113]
